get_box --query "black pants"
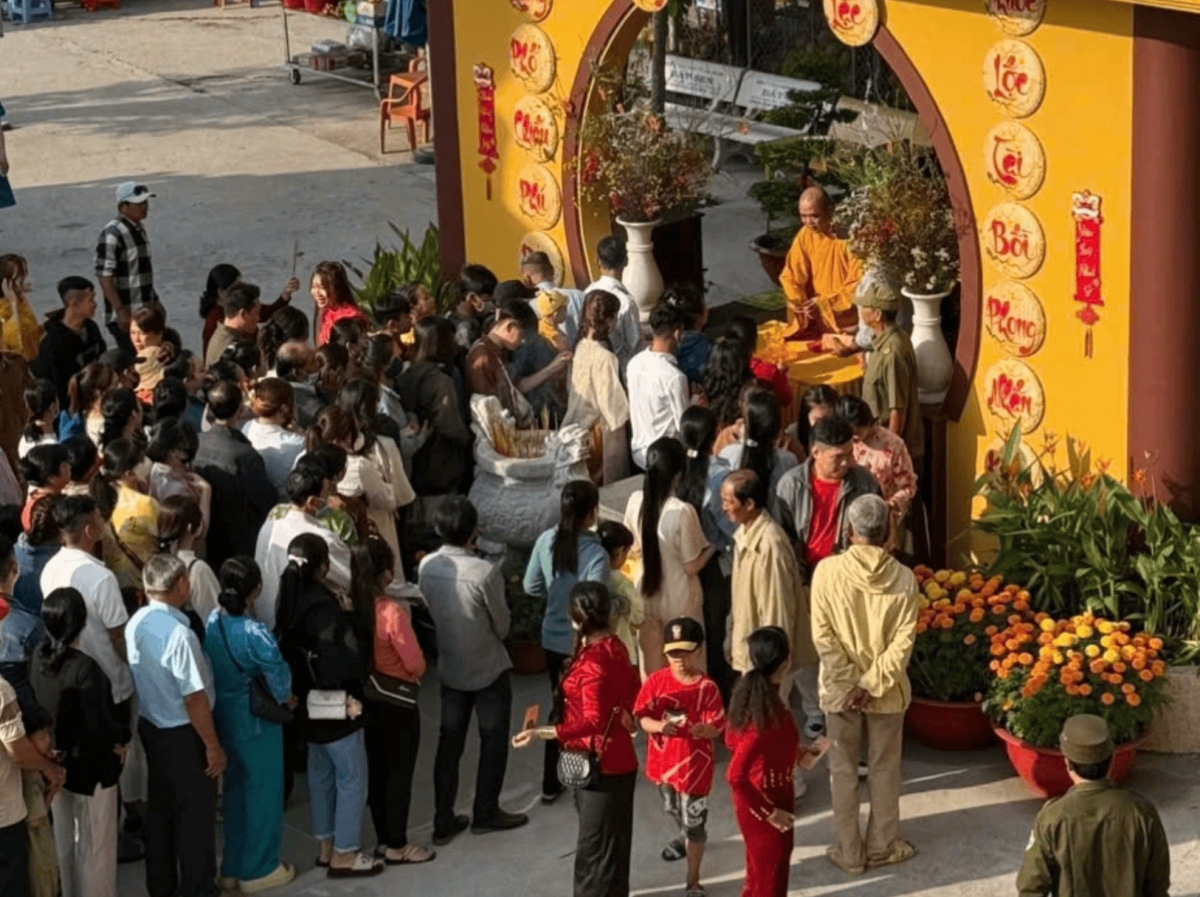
[542,649,570,796]
[0,819,28,897]
[700,555,735,704]
[365,699,421,849]
[433,671,511,830]
[574,772,636,897]
[139,718,218,897]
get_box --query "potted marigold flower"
[984,612,1169,798]
[908,566,1035,751]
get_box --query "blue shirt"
[13,535,57,617]
[523,529,609,656]
[699,455,736,553]
[675,330,711,383]
[126,601,215,729]
[204,610,291,741]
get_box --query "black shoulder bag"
[557,707,619,790]
[217,615,294,725]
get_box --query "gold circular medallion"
[509,0,552,22]
[983,39,1046,119]
[513,95,560,163]
[984,0,1046,37]
[518,233,565,286]
[984,281,1046,357]
[509,24,556,94]
[517,164,562,230]
[823,0,879,47]
[982,201,1045,280]
[984,121,1046,200]
[984,359,1045,434]
[631,0,668,11]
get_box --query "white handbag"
[306,689,348,720]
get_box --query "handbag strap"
[594,706,620,758]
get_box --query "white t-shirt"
[0,677,27,828]
[178,549,221,623]
[40,547,134,703]
[626,349,688,470]
[253,507,352,631]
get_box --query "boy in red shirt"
[635,618,725,897]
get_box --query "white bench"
[826,96,932,149]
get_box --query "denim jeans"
[306,729,368,853]
[433,671,511,830]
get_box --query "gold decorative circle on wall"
[982,201,1046,280]
[984,0,1046,37]
[631,0,668,11]
[509,0,552,22]
[509,24,556,94]
[984,121,1046,200]
[984,358,1045,434]
[513,95,560,163]
[983,39,1046,119]
[517,163,562,230]
[823,0,880,47]
[518,232,565,286]
[984,281,1046,357]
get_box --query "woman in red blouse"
[725,626,800,897]
[513,581,641,897]
[311,261,368,348]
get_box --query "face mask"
[570,620,582,632]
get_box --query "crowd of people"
[0,179,1169,897]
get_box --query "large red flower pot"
[993,726,1149,799]
[905,697,995,751]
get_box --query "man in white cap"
[94,181,157,352]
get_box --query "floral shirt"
[852,425,917,519]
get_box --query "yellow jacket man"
[810,494,919,876]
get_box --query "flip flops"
[326,853,385,878]
[867,840,918,869]
[662,839,687,862]
[379,844,436,865]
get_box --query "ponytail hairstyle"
[200,263,241,321]
[659,285,707,331]
[99,387,140,448]
[249,378,294,425]
[797,384,839,450]
[151,378,189,424]
[221,339,262,381]
[568,580,612,648]
[217,555,262,618]
[67,362,116,417]
[25,494,61,548]
[580,290,620,344]
[349,535,395,669]
[63,435,99,484]
[551,480,600,576]
[90,437,145,513]
[336,380,380,453]
[728,625,791,732]
[677,406,717,516]
[737,388,782,491]
[23,378,58,444]
[305,405,358,455]
[38,587,89,674]
[638,437,687,598]
[19,443,69,489]
[259,305,310,372]
[275,532,330,637]
[155,494,203,553]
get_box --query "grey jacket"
[775,459,882,582]
[417,546,511,692]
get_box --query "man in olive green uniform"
[856,276,923,464]
[1016,715,1170,897]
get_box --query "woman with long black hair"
[524,479,608,803]
[512,582,640,897]
[623,437,714,675]
[699,336,752,431]
[718,387,797,518]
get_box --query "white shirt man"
[626,303,688,470]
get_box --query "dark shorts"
[659,783,708,843]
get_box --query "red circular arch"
[560,6,982,421]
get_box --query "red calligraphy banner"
[474,64,499,200]
[1071,191,1103,358]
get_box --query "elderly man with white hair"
[809,494,920,877]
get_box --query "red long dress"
[725,714,800,897]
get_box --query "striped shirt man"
[94,210,156,325]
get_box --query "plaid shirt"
[94,215,156,322]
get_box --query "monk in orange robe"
[780,186,863,338]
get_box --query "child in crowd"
[21,705,60,897]
[597,520,643,669]
[18,443,70,532]
[634,618,725,897]
[534,290,570,351]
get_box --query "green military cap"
[854,276,899,312]
[1060,714,1113,764]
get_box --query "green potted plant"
[343,222,452,316]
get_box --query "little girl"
[597,520,643,671]
[21,706,60,897]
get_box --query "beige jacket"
[729,512,816,674]
[809,544,920,714]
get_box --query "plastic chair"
[2,0,53,24]
[379,57,431,154]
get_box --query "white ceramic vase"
[617,217,664,322]
[902,285,954,404]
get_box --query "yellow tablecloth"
[756,321,864,425]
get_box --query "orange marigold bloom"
[1131,658,1146,671]
[1121,684,1136,695]
[1101,693,1115,706]
[969,609,985,624]
[1064,685,1079,696]
[915,623,928,634]
[1018,653,1034,666]
[1151,662,1166,676]
[964,635,977,646]
[1113,662,1127,674]
[986,626,999,636]
[1139,670,1154,683]
[1006,639,1020,652]
[997,668,1010,680]
[990,660,1001,671]
[1089,660,1107,674]
[1149,638,1164,651]
[1127,693,1142,707]
[1013,600,1029,612]
[992,606,1006,616]
[1078,684,1093,696]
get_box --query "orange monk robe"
[779,227,864,334]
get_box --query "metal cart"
[282,4,387,98]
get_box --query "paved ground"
[3,4,1200,896]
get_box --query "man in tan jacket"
[810,494,920,876]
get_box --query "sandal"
[326,853,385,878]
[662,839,687,862]
[314,857,331,868]
[867,840,918,869]
[825,846,865,877]
[384,844,436,865]
[685,887,706,897]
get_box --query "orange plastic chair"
[380,59,431,154]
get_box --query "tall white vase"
[617,217,664,322]
[902,285,954,404]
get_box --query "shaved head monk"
[780,186,864,339]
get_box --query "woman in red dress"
[725,626,800,897]
[513,581,641,897]
[311,261,368,347]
